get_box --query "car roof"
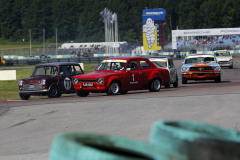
[106,56,150,61]
[213,50,230,52]
[37,62,80,66]
[186,54,215,58]
[148,56,172,59]
[138,55,172,59]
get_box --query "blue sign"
[142,9,166,50]
[142,9,166,24]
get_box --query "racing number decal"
[130,73,138,84]
[64,77,71,90]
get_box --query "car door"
[139,60,153,85]
[168,59,177,83]
[59,65,75,92]
[125,60,142,90]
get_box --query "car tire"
[107,81,120,95]
[164,79,171,88]
[149,79,161,92]
[173,76,178,88]
[48,85,59,98]
[120,90,128,94]
[19,93,30,100]
[229,66,233,69]
[215,75,221,83]
[56,92,62,97]
[182,77,187,84]
[76,90,89,97]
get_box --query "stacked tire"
[149,120,240,160]
[49,133,184,160]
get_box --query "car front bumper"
[73,83,107,92]
[19,89,49,94]
[218,61,233,67]
[182,72,221,80]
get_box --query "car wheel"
[173,76,178,88]
[215,75,221,83]
[229,66,233,69]
[149,79,161,92]
[48,85,59,98]
[56,92,62,97]
[107,81,120,95]
[120,90,128,94]
[19,93,30,100]
[76,90,89,97]
[182,77,187,84]
[164,79,171,88]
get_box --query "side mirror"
[126,68,131,72]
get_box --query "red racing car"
[72,57,169,97]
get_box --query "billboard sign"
[142,8,166,50]
[172,28,240,49]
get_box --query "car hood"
[182,62,220,68]
[75,71,122,79]
[216,56,232,61]
[22,75,54,83]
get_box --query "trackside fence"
[11,57,107,66]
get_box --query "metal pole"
[115,13,119,54]
[104,17,108,55]
[43,28,45,55]
[29,29,31,56]
[56,28,58,55]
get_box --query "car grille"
[79,79,97,82]
[22,83,42,91]
[189,67,213,71]
[218,61,229,64]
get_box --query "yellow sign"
[143,30,162,50]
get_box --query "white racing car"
[213,50,233,69]
[148,56,178,88]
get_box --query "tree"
[124,29,137,42]
[222,0,235,27]
[0,0,20,39]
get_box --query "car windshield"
[185,57,216,64]
[95,59,127,71]
[149,58,167,68]
[214,52,230,56]
[33,66,59,76]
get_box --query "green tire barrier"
[49,133,185,160]
[149,120,240,160]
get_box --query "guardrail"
[9,57,107,66]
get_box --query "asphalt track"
[0,58,240,159]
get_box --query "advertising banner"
[172,27,240,49]
[142,9,166,50]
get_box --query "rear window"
[140,60,151,69]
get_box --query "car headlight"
[97,78,104,84]
[73,78,80,84]
[18,80,23,86]
[182,67,189,72]
[41,79,46,85]
[229,59,233,62]
[214,66,221,71]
